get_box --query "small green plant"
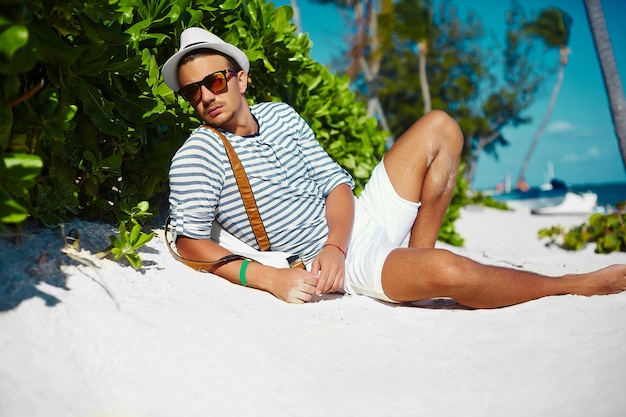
[538,202,626,254]
[108,201,154,269]
[0,153,43,226]
[117,200,153,225]
[437,163,470,246]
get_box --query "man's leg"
[383,110,463,248]
[380,110,626,308]
[382,248,626,308]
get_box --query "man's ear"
[237,71,248,93]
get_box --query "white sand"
[1,206,625,417]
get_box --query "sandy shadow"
[1,226,68,311]
[0,219,118,312]
[407,298,475,310]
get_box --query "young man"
[162,27,626,307]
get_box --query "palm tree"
[314,0,373,81]
[516,7,572,186]
[394,0,433,113]
[316,0,393,139]
[583,0,626,172]
[357,0,393,134]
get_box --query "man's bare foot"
[563,264,626,296]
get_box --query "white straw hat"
[162,27,250,92]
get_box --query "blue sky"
[272,0,626,190]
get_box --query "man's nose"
[199,84,216,102]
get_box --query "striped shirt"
[169,102,355,263]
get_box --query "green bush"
[538,202,626,254]
[1,0,465,245]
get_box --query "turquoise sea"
[570,182,626,208]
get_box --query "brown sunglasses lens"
[179,71,229,103]
[208,74,228,93]
[179,85,201,103]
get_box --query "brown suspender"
[163,240,248,273]
[209,126,271,251]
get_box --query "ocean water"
[571,182,626,208]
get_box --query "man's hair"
[178,48,243,73]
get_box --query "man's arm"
[176,237,319,303]
[311,183,355,294]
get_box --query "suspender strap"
[203,126,271,251]
[164,216,248,272]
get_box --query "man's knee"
[422,110,463,155]
[427,249,469,293]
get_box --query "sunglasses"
[178,69,238,104]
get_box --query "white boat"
[491,186,567,210]
[489,162,597,214]
[530,191,598,215]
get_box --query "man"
[162,27,626,307]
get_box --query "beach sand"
[1,206,625,417]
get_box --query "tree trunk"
[356,4,393,145]
[516,59,565,184]
[463,129,502,184]
[359,57,393,146]
[583,0,626,172]
[289,0,302,33]
[418,40,431,114]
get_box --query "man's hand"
[266,267,319,304]
[310,245,346,295]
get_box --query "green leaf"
[220,0,241,12]
[0,25,28,60]
[104,55,142,75]
[0,95,13,148]
[124,19,151,40]
[0,198,29,223]
[132,231,154,249]
[125,252,142,269]
[72,43,108,77]
[270,6,292,32]
[51,104,78,125]
[77,15,130,45]
[2,153,43,180]
[75,80,128,136]
[118,222,129,245]
[135,201,150,213]
[109,89,160,121]
[30,23,78,65]
[110,246,125,260]
[129,222,141,243]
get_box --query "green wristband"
[239,259,250,286]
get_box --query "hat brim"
[162,39,250,92]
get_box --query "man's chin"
[200,117,219,127]
[201,110,230,125]
[199,114,224,127]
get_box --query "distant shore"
[476,181,625,207]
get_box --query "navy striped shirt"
[169,102,355,263]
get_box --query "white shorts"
[343,159,421,302]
